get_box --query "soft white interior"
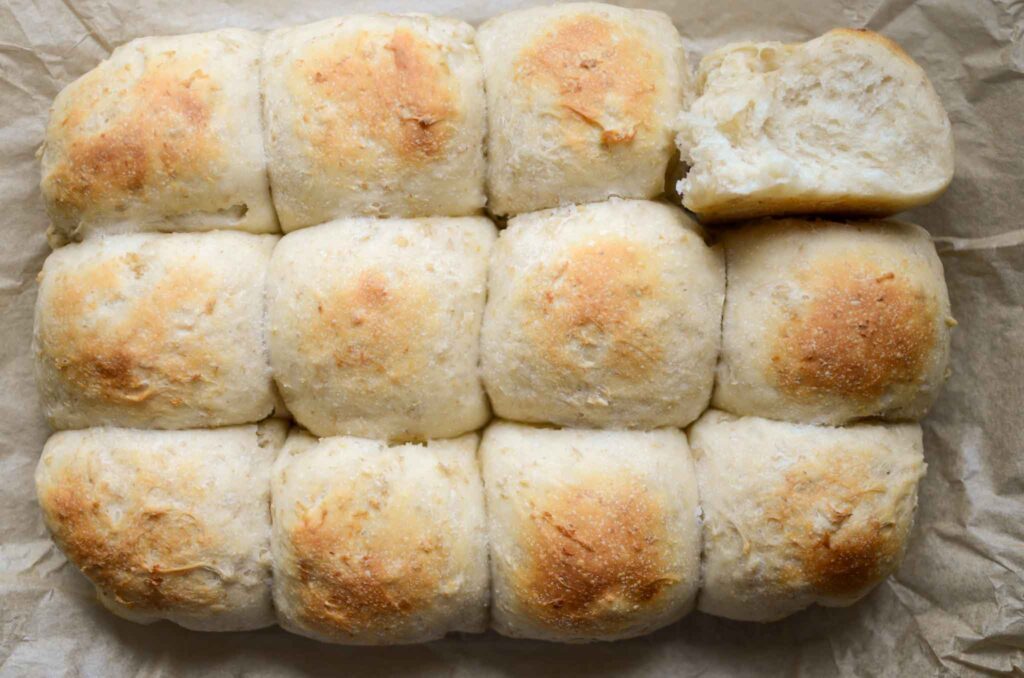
[676,33,954,216]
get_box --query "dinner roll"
[267,217,494,440]
[482,200,724,428]
[481,421,701,642]
[34,232,277,430]
[676,29,955,222]
[262,14,486,231]
[689,410,925,622]
[714,219,953,424]
[35,421,286,631]
[40,30,277,244]
[477,3,691,216]
[271,431,488,644]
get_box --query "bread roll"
[267,217,493,441]
[477,3,691,216]
[262,14,486,231]
[33,232,277,430]
[271,431,488,644]
[40,30,277,244]
[689,410,925,622]
[676,29,955,222]
[482,200,724,428]
[35,422,286,631]
[481,421,701,641]
[714,219,953,424]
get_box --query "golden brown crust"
[39,466,223,612]
[770,259,936,402]
[287,490,447,636]
[299,268,436,392]
[524,237,663,379]
[292,28,458,173]
[691,193,917,224]
[39,254,218,408]
[517,15,662,148]
[44,58,219,216]
[765,453,902,596]
[512,478,676,632]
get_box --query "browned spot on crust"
[801,518,894,595]
[528,238,662,378]
[296,28,457,170]
[288,489,446,636]
[514,478,677,632]
[46,63,217,214]
[39,252,216,407]
[301,268,434,391]
[517,15,662,147]
[771,260,936,402]
[39,468,222,611]
[766,454,901,596]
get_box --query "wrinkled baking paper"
[0,0,1021,675]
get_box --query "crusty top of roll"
[482,199,724,428]
[714,218,953,424]
[281,18,461,170]
[511,474,677,631]
[40,29,277,242]
[34,231,277,430]
[272,432,488,644]
[267,216,494,440]
[482,422,700,641]
[262,14,486,229]
[690,410,926,621]
[511,10,666,147]
[35,422,285,631]
[771,260,935,402]
[477,3,690,216]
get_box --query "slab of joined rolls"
[33,2,955,644]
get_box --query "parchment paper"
[1,0,1021,675]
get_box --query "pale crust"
[267,217,494,440]
[689,194,929,225]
